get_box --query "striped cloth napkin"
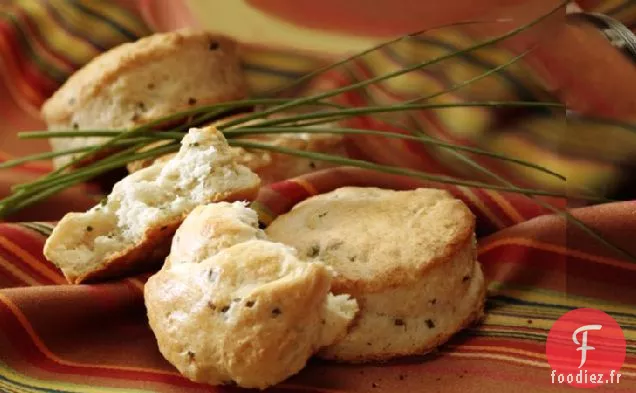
[0,1,635,392]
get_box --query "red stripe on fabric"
[510,197,552,220]
[0,245,49,286]
[0,17,55,104]
[1,226,52,261]
[0,298,202,387]
[479,242,636,300]
[471,188,516,228]
[0,225,49,262]
[0,225,61,284]
[0,262,29,288]
[269,179,313,206]
[13,5,76,71]
[449,336,547,356]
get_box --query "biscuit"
[164,201,266,268]
[145,202,358,389]
[43,126,260,284]
[42,29,247,168]
[266,187,486,362]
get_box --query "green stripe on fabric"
[19,222,53,238]
[0,12,67,83]
[69,0,145,42]
[75,0,151,38]
[407,36,541,102]
[0,361,153,393]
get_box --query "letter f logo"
[572,324,603,368]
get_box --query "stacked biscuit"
[42,30,486,390]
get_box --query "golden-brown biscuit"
[43,126,260,284]
[266,187,486,362]
[145,202,358,389]
[42,29,247,168]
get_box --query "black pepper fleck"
[272,308,282,317]
[307,245,320,257]
[86,226,93,232]
[459,375,464,379]
[137,102,146,112]
[72,123,79,130]
[367,342,372,346]
[527,319,533,325]
[462,275,470,282]
[258,221,267,229]
[187,351,195,361]
[209,41,219,50]
[426,319,436,329]
[349,256,357,262]
[318,212,328,218]
[435,377,441,382]
[430,298,437,305]
[220,305,230,313]
[147,83,155,90]
[399,375,406,381]
[160,226,168,231]
[309,161,316,169]
[208,302,217,311]
[394,319,405,326]
[245,300,255,308]
[188,97,197,105]
[372,383,378,388]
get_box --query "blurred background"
[0,0,635,220]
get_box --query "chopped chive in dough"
[426,319,436,329]
[307,245,320,257]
